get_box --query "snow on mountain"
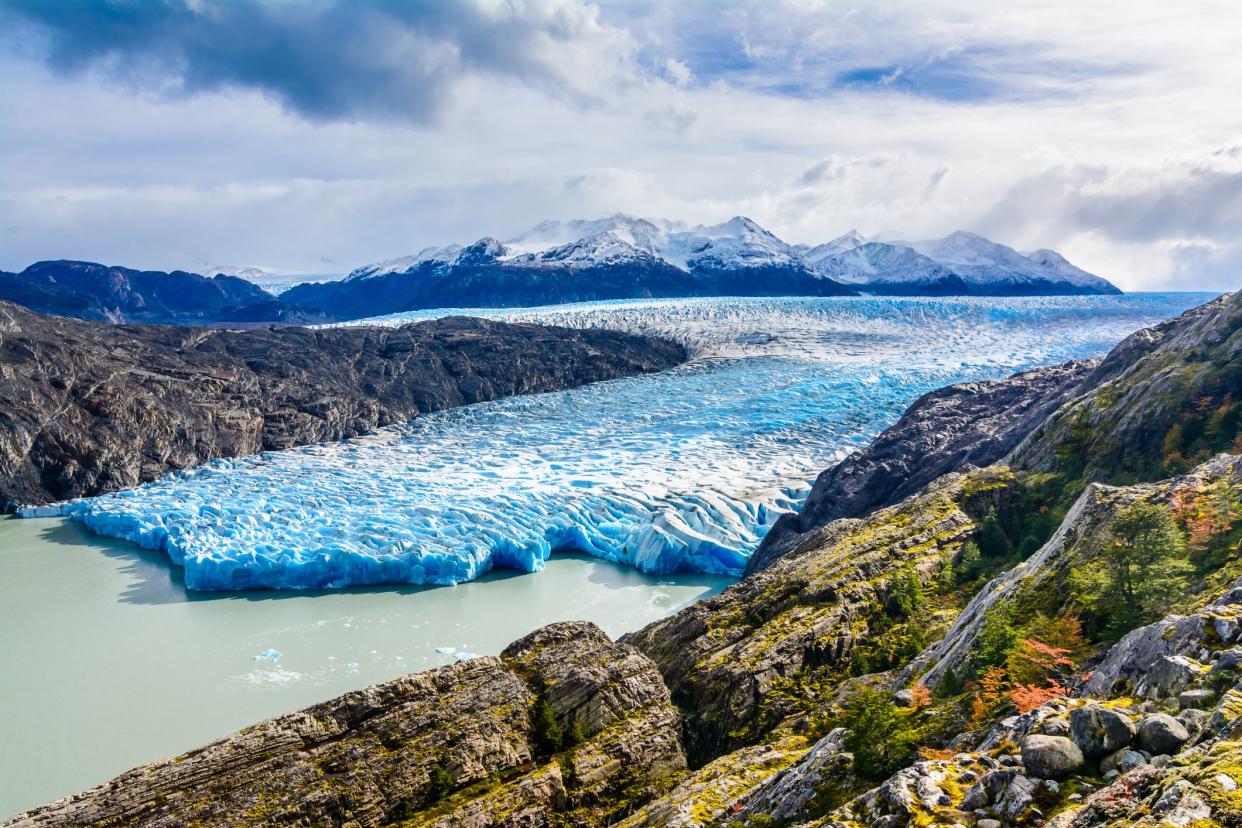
[912,231,1119,294]
[803,230,868,265]
[814,242,967,294]
[504,213,681,258]
[665,216,807,272]
[1024,248,1119,292]
[204,264,267,281]
[506,230,668,270]
[345,244,466,281]
[335,218,1118,305]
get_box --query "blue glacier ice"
[26,294,1210,591]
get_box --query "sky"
[0,0,1239,291]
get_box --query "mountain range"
[0,216,1120,325]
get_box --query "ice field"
[28,294,1210,591]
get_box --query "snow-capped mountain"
[814,242,968,295]
[911,231,1120,295]
[281,217,1119,320]
[1023,248,1119,293]
[802,229,868,265]
[345,244,465,281]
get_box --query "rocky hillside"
[754,288,1242,575]
[0,301,686,509]
[750,360,1097,573]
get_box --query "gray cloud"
[0,0,634,124]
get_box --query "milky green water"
[0,516,728,818]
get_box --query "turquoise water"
[0,516,727,817]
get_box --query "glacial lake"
[2,293,1213,816]
[0,515,728,816]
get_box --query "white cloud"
[0,0,1239,291]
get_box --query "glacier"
[27,294,1209,591]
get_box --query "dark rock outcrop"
[0,260,329,325]
[3,622,685,828]
[750,361,1096,572]
[1011,288,1242,479]
[0,301,686,509]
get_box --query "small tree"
[1071,500,1191,640]
[842,689,914,780]
[976,603,1021,668]
[885,568,923,620]
[954,541,983,583]
[976,509,1011,558]
[426,762,453,803]
[531,698,563,755]
[971,665,1010,725]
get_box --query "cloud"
[1,0,1240,292]
[0,0,637,124]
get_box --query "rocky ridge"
[0,300,686,509]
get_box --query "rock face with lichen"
[623,464,1006,765]
[0,300,686,510]
[3,622,684,828]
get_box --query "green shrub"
[531,697,564,755]
[885,568,923,620]
[426,762,453,803]
[1070,500,1191,641]
[841,689,915,780]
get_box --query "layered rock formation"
[5,623,685,828]
[0,301,686,509]
[624,465,1002,764]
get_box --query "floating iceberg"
[30,295,1205,591]
[254,649,282,663]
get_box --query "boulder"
[1100,748,1146,775]
[1070,705,1136,759]
[1137,713,1190,755]
[1020,735,1085,779]
[1178,707,1211,735]
[1212,647,1242,674]
[1180,688,1217,710]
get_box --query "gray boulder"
[1070,705,1136,759]
[1137,713,1190,755]
[1180,688,1217,710]
[1100,748,1147,775]
[1020,735,1085,779]
[1178,707,1211,736]
[1212,647,1242,674]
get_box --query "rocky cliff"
[750,361,1097,573]
[0,300,686,509]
